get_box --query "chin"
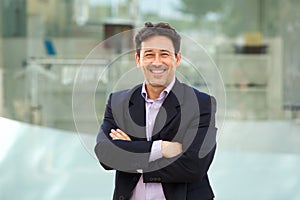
[149,81,168,88]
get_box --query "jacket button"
[132,177,138,181]
[119,195,125,200]
[149,177,154,181]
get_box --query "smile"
[150,69,167,74]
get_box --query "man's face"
[136,35,181,89]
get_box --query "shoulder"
[108,84,142,105]
[110,84,142,98]
[180,82,213,100]
[193,88,214,103]
[180,82,216,109]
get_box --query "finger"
[117,129,130,140]
[110,129,131,141]
[116,129,125,134]
[110,129,116,134]
[110,130,127,140]
[116,129,131,140]
[111,129,122,138]
[109,132,118,140]
[112,130,125,139]
[116,129,126,136]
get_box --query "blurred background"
[1,0,300,199]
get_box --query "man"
[95,22,217,200]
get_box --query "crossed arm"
[94,93,217,183]
[109,128,182,159]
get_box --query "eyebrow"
[143,49,172,53]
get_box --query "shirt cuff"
[149,140,163,162]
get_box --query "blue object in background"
[44,39,56,56]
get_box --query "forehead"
[140,35,174,52]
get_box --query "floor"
[0,117,300,200]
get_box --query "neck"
[145,84,165,100]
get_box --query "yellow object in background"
[245,32,263,46]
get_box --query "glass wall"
[1,0,292,130]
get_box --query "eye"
[161,52,171,58]
[144,53,154,58]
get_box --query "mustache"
[146,65,168,70]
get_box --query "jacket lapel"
[125,80,186,141]
[152,79,185,140]
[128,86,147,140]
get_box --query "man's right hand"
[162,141,182,158]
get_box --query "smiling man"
[95,22,217,200]
[136,34,180,99]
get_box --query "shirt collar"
[141,77,176,102]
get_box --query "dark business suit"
[95,79,217,200]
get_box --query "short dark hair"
[135,22,181,57]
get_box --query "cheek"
[141,66,149,73]
[169,63,178,71]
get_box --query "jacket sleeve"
[143,95,217,183]
[94,93,153,172]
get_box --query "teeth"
[150,69,165,74]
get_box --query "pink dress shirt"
[130,78,176,200]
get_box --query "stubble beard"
[145,65,170,88]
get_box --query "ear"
[135,53,141,67]
[175,52,182,66]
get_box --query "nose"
[152,54,163,66]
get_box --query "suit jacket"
[95,79,217,200]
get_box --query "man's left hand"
[109,129,131,141]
